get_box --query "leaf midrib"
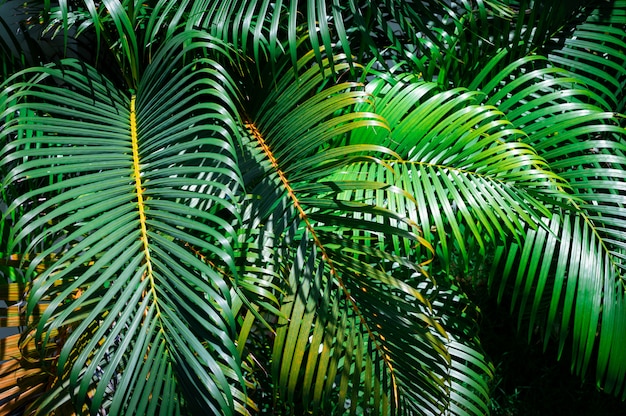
[130,95,162,321]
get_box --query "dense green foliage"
[0,0,625,414]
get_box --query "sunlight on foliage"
[0,1,625,415]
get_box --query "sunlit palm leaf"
[470,49,626,396]
[3,0,626,413]
[233,51,479,415]
[1,32,246,415]
[346,73,568,268]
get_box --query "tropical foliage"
[0,0,625,415]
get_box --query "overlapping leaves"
[2,0,626,414]
[468,46,626,396]
[1,32,246,415]
[235,52,460,415]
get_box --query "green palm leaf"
[1,32,247,415]
[347,73,568,268]
[549,7,626,112]
[469,47,626,396]
[232,51,484,415]
[4,0,626,413]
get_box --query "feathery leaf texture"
[1,33,246,415]
[0,0,625,414]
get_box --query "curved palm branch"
[468,49,626,396]
[235,51,460,415]
[348,72,569,266]
[1,32,248,415]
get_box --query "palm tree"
[0,0,625,414]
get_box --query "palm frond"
[233,51,486,415]
[346,72,569,268]
[1,31,247,415]
[4,0,626,413]
[547,1,626,112]
[469,47,626,397]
